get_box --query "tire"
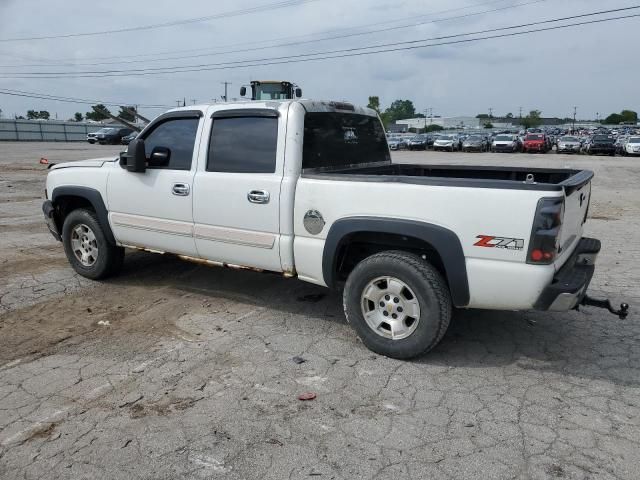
[343,251,452,359]
[62,208,124,280]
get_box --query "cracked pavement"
[0,142,638,479]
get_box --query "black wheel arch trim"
[51,186,116,245]
[322,216,470,307]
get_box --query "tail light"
[527,197,564,264]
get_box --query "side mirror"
[149,146,170,167]
[295,88,302,98]
[120,138,146,172]
[240,86,246,97]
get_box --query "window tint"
[207,117,278,173]
[303,112,390,170]
[143,118,199,170]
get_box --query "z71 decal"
[474,235,524,251]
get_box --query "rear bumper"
[42,200,62,241]
[534,237,600,311]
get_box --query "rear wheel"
[62,208,124,280]
[343,251,452,359]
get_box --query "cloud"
[0,0,638,119]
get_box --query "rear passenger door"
[192,108,284,272]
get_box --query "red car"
[522,133,549,153]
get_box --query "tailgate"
[556,174,592,268]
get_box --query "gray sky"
[0,0,638,120]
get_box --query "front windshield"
[439,135,454,140]
[255,83,289,100]
[495,135,512,141]
[560,136,579,142]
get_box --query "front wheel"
[343,251,452,359]
[62,208,124,280]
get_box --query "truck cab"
[240,81,302,101]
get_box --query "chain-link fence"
[0,119,115,142]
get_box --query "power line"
[0,0,540,68]
[0,0,320,42]
[0,88,172,109]
[2,6,637,79]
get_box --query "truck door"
[107,112,203,256]
[192,108,285,272]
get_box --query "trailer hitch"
[579,295,629,320]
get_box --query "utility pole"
[190,99,197,105]
[488,107,493,119]
[573,106,577,133]
[176,100,182,108]
[221,81,231,102]
[424,109,429,132]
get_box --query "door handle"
[247,190,270,204]
[172,183,190,196]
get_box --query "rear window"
[302,112,390,170]
[526,134,543,140]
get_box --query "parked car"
[522,133,549,153]
[86,128,111,144]
[622,136,640,156]
[462,135,488,152]
[587,134,616,156]
[407,135,427,151]
[556,136,582,154]
[121,131,138,145]
[433,135,460,152]
[96,127,134,145]
[42,99,625,359]
[387,137,405,151]
[492,134,521,153]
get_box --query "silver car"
[433,135,460,152]
[556,136,582,154]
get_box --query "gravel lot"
[0,141,638,480]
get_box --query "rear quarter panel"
[294,177,562,309]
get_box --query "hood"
[50,156,118,170]
[435,139,453,144]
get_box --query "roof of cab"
[165,99,378,117]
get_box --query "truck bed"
[303,163,593,192]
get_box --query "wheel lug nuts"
[379,301,385,307]
[397,307,403,313]
[391,313,398,319]
[394,297,399,303]
[383,311,389,317]
[385,295,390,301]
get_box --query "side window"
[143,118,199,170]
[207,117,278,173]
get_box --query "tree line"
[365,96,638,129]
[6,105,137,122]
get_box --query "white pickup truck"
[42,100,628,359]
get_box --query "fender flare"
[322,216,470,307]
[51,186,116,245]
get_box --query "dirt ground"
[0,142,638,479]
